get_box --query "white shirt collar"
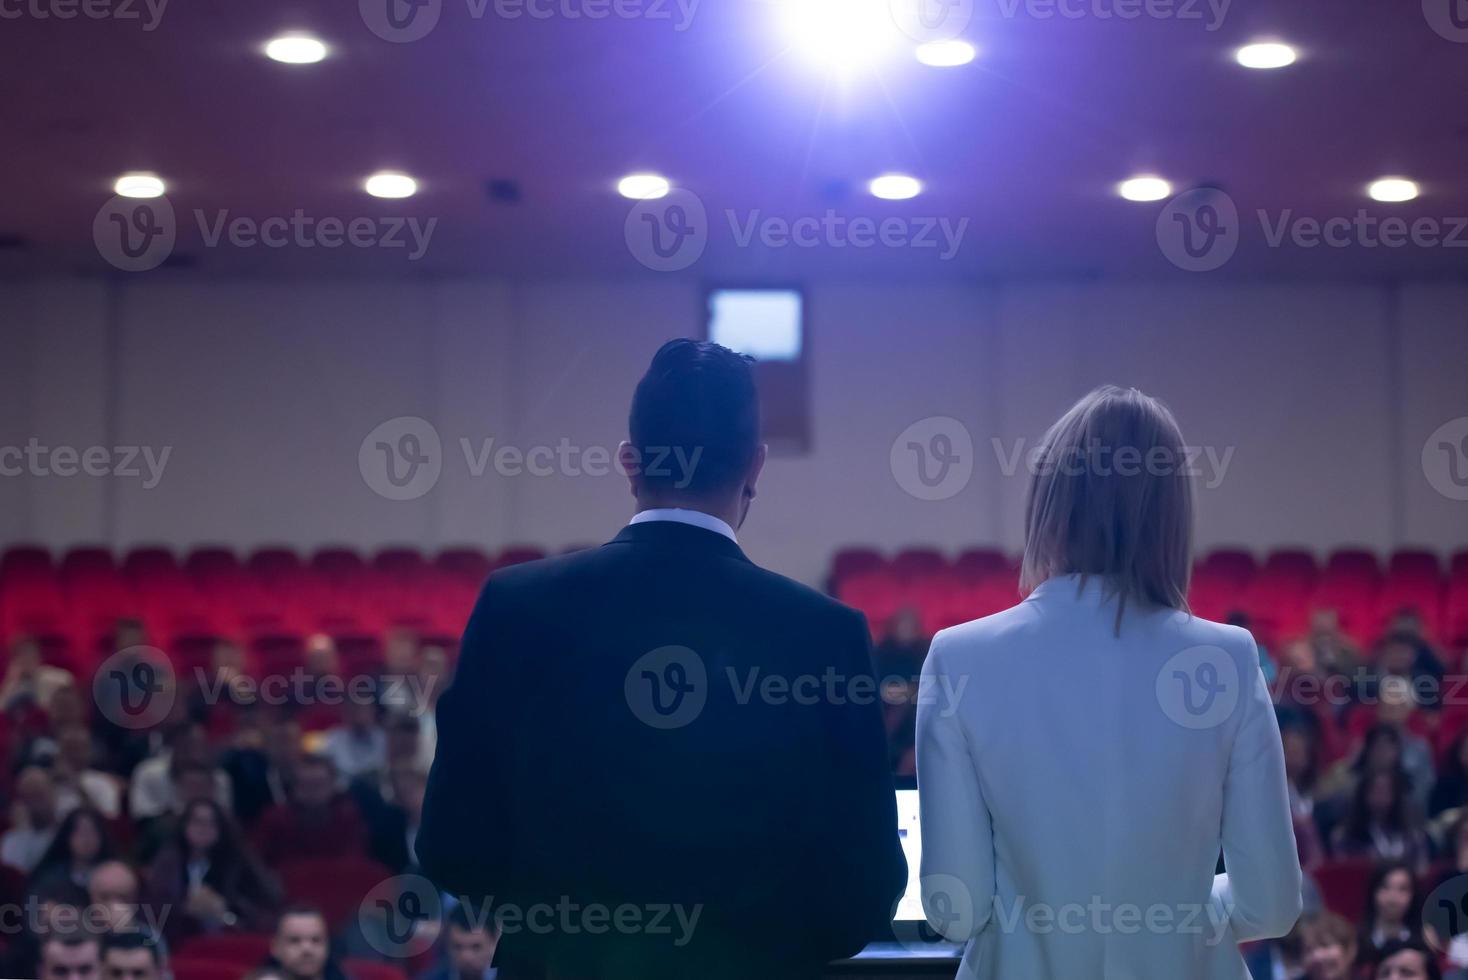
[628,508,738,544]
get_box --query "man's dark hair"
[1372,938,1441,980]
[628,339,759,497]
[102,929,165,966]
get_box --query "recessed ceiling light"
[915,40,976,67]
[264,34,328,64]
[869,174,922,200]
[617,173,671,200]
[1234,42,1297,70]
[114,173,166,199]
[1118,175,1172,202]
[1367,177,1419,203]
[364,172,418,199]
[778,0,900,71]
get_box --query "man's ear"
[618,441,642,499]
[744,444,768,498]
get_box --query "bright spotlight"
[264,34,329,64]
[114,173,166,199]
[1234,42,1297,70]
[778,0,901,71]
[1117,176,1172,202]
[364,172,418,199]
[915,40,976,67]
[1367,177,1419,203]
[617,174,671,200]
[869,174,922,200]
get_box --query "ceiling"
[2,0,1467,280]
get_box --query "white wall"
[1,275,1465,586]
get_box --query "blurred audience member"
[38,934,101,980]
[223,710,302,826]
[253,755,368,866]
[1331,769,1430,870]
[144,797,281,944]
[419,903,499,980]
[30,807,115,897]
[266,906,348,980]
[3,766,64,872]
[1364,633,1444,711]
[1309,609,1362,679]
[128,722,231,822]
[1,636,75,713]
[1432,730,1468,818]
[1299,911,1358,980]
[872,607,927,683]
[322,696,385,783]
[100,929,167,980]
[363,765,426,874]
[53,725,124,819]
[1282,724,1325,870]
[1357,861,1427,969]
[88,860,141,931]
[1373,938,1441,980]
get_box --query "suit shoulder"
[1160,610,1260,663]
[929,600,1039,660]
[739,563,867,628]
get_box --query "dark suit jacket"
[419,520,907,980]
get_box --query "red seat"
[891,548,947,580]
[174,933,274,967]
[183,546,241,580]
[1313,859,1374,920]
[829,547,886,590]
[311,547,367,579]
[953,548,1011,583]
[247,547,304,580]
[172,958,246,980]
[497,546,547,568]
[343,960,410,980]
[372,548,427,574]
[435,547,493,583]
[278,858,396,931]
[121,546,178,583]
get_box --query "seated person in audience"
[88,859,142,932]
[38,934,101,980]
[9,878,94,978]
[1242,917,1305,980]
[1282,724,1326,871]
[413,645,449,769]
[362,764,427,874]
[1299,912,1359,980]
[129,721,232,822]
[1363,633,1445,710]
[418,903,499,980]
[1309,608,1363,681]
[30,806,115,898]
[21,686,97,770]
[1357,861,1430,970]
[253,754,369,867]
[265,906,350,980]
[1371,680,1437,809]
[1317,725,1424,840]
[1433,730,1468,819]
[1386,608,1446,667]
[3,766,64,872]
[303,635,343,687]
[322,696,386,784]
[872,607,928,683]
[101,929,167,980]
[379,628,422,712]
[222,707,302,827]
[144,797,281,944]
[1374,938,1442,980]
[52,724,123,819]
[1,636,75,713]
[135,760,234,862]
[1330,768,1431,871]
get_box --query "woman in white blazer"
[916,386,1302,979]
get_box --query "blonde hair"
[1021,386,1194,630]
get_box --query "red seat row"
[0,544,550,672]
[831,546,1468,646]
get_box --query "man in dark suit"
[419,339,906,980]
